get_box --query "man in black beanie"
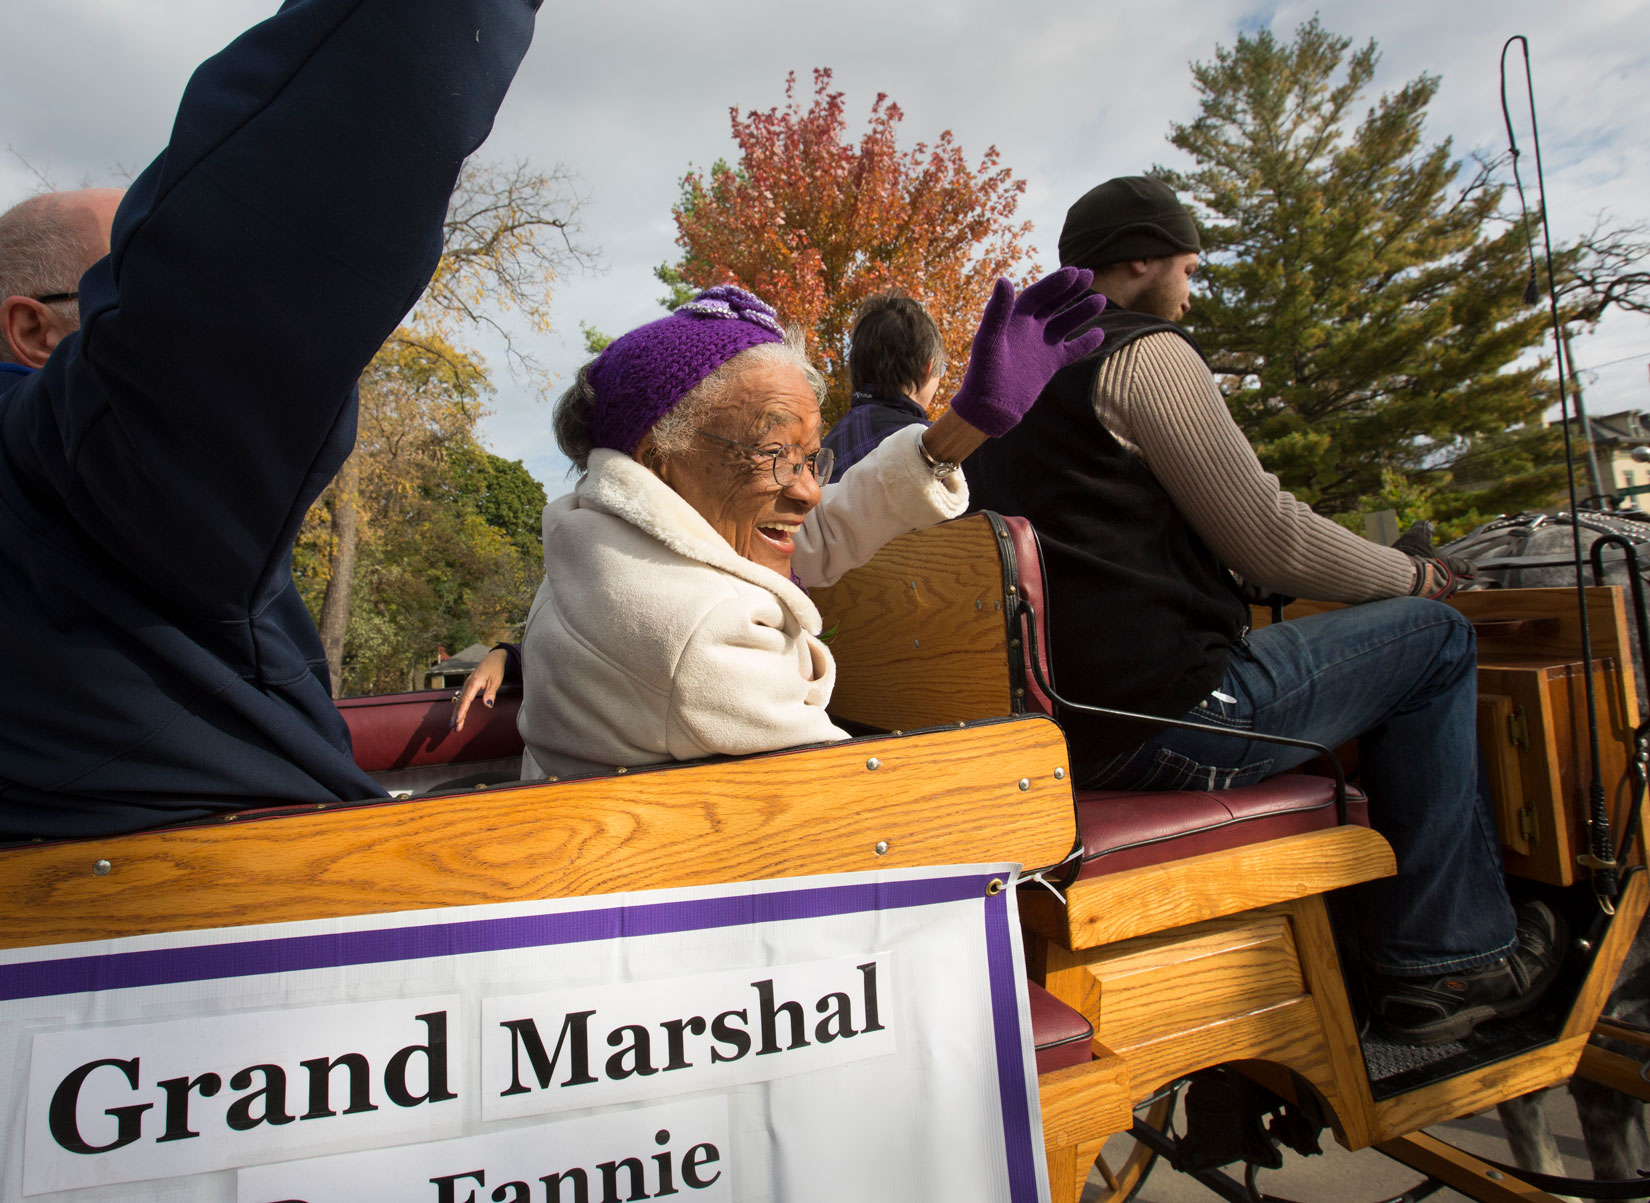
[963,175,1562,1046]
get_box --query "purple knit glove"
[946,267,1108,437]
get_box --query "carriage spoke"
[1096,1155,1121,1191]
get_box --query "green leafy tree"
[653,261,698,312]
[447,447,548,557]
[300,155,590,693]
[1157,18,1583,536]
[579,322,614,356]
[293,336,546,694]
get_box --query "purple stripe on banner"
[1,874,991,1003]
[984,887,1040,1203]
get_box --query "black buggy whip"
[1500,34,1621,914]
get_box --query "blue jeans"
[1074,597,1517,977]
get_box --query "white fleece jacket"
[518,424,968,779]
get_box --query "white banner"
[237,1097,732,1203]
[1,864,1047,1203]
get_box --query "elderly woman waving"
[516,273,1105,780]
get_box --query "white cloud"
[5,0,1647,488]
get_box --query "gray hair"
[554,327,825,472]
[0,193,99,361]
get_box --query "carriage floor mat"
[1361,1031,1469,1083]
[1362,1011,1557,1100]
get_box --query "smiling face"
[650,358,825,577]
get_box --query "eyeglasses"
[32,291,77,305]
[694,428,834,488]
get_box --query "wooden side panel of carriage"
[818,517,1650,1182]
[0,721,1076,947]
[0,717,1133,1201]
[1260,587,1643,887]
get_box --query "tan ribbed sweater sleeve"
[1093,331,1417,604]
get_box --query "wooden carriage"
[810,512,1649,1201]
[2,511,1645,1202]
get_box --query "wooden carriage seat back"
[811,513,1022,730]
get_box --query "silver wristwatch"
[917,436,961,479]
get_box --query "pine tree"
[1158,18,1566,534]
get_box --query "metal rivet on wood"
[1017,779,1030,791]
[875,841,889,855]
[1054,768,1066,780]
[93,860,112,877]
[866,757,881,771]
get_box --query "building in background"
[1549,409,1650,503]
[424,642,494,691]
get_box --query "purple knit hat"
[586,285,787,454]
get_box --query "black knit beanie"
[1058,176,1201,270]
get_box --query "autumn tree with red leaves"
[663,68,1036,421]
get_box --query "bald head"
[0,188,123,367]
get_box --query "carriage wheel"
[1085,1087,1178,1203]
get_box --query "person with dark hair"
[821,291,947,481]
[962,175,1562,1046]
[0,0,542,841]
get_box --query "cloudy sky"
[5,0,1647,496]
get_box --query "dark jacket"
[962,307,1248,760]
[823,391,930,482]
[0,0,540,840]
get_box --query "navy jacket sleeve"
[15,0,540,614]
[0,0,541,839]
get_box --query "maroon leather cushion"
[1077,775,1368,878]
[1028,980,1093,1073]
[337,690,526,773]
[996,513,1057,718]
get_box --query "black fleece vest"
[963,307,1248,759]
